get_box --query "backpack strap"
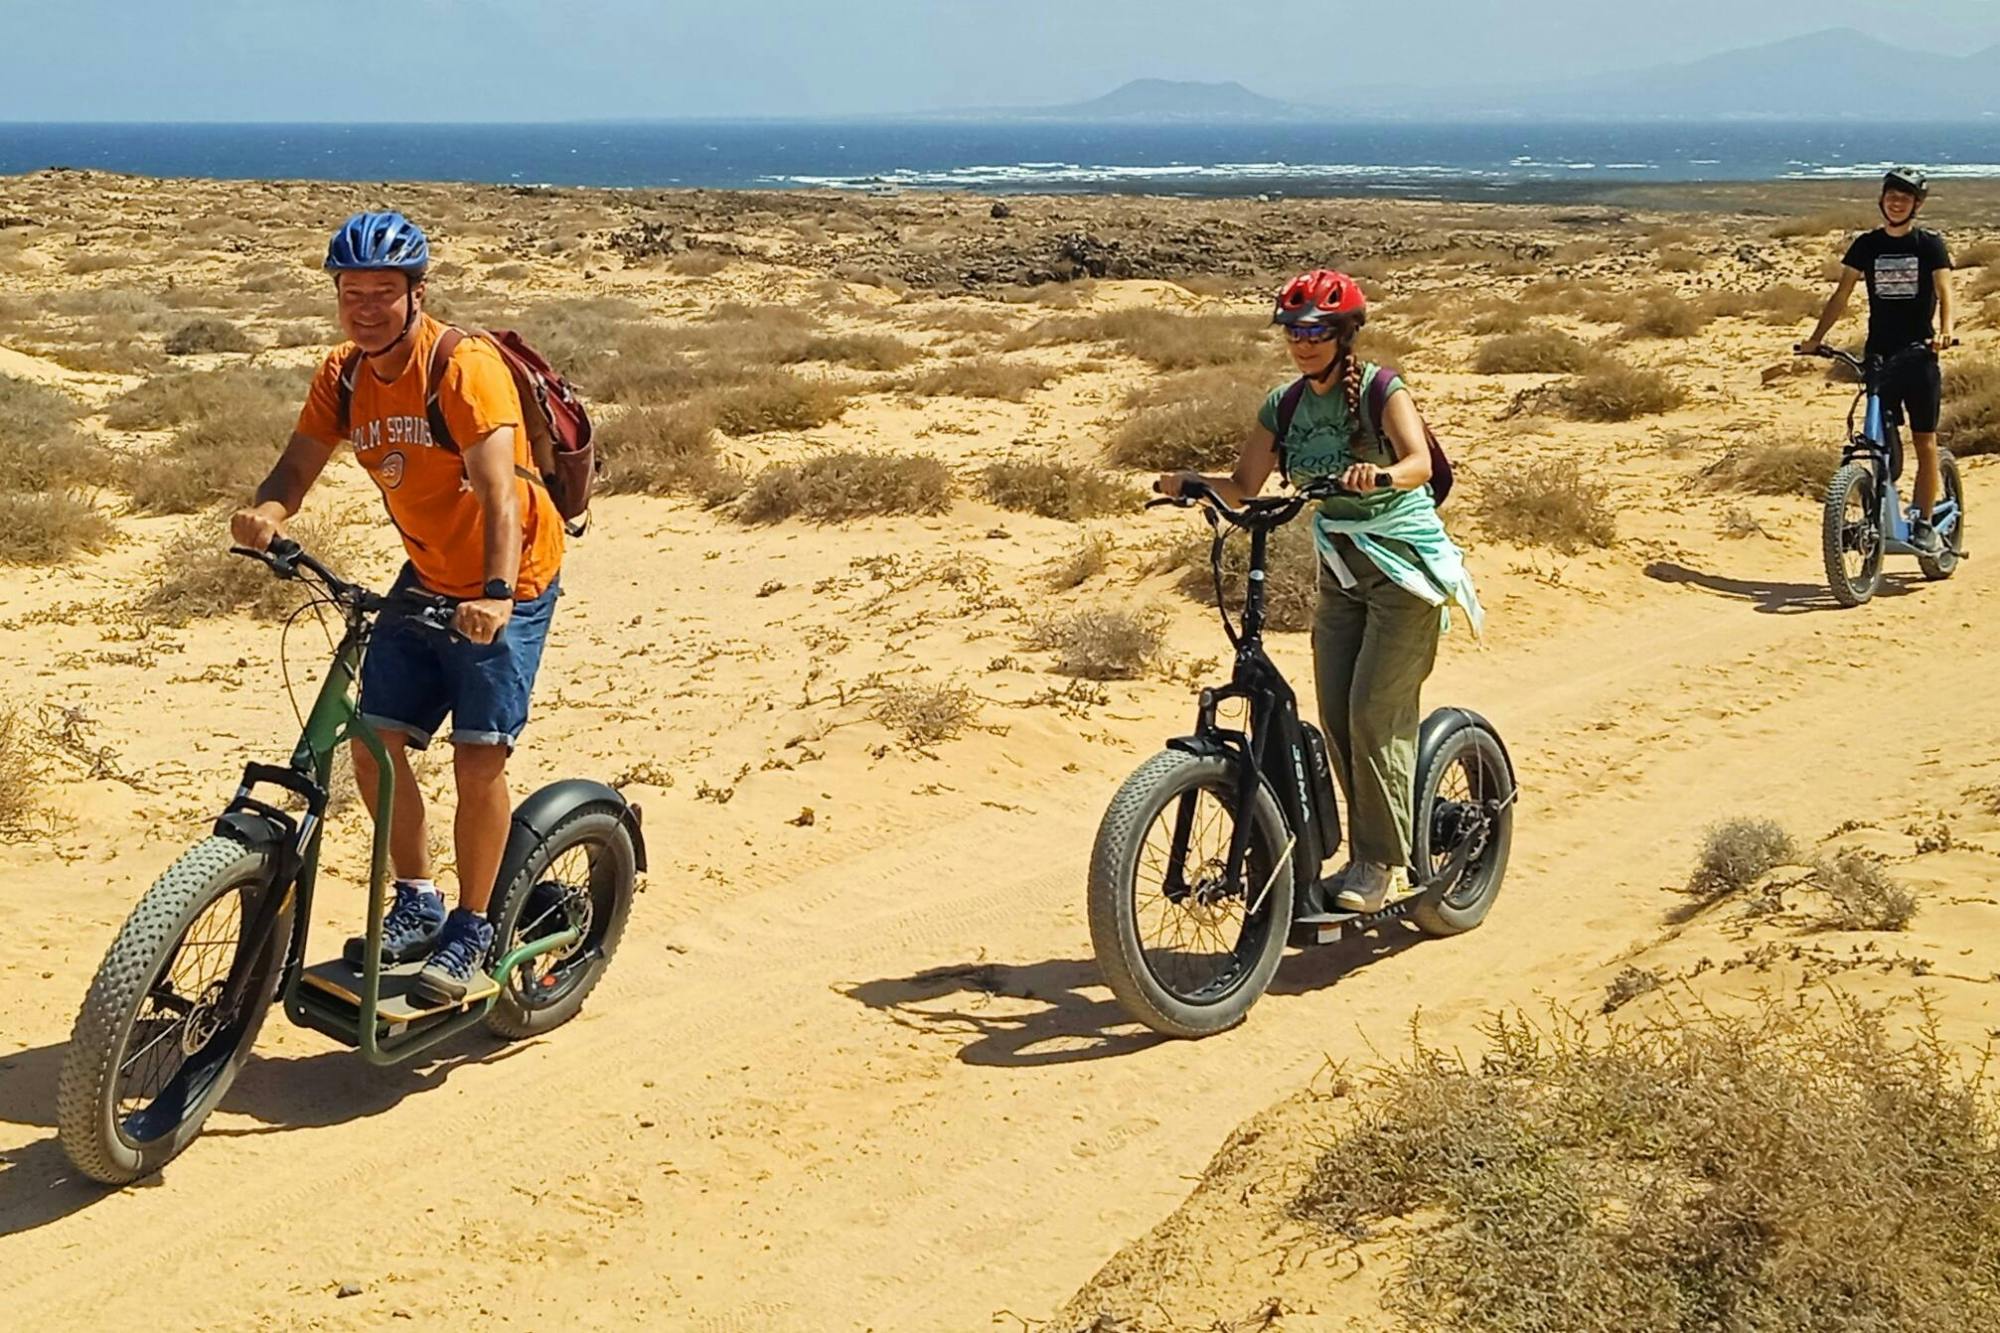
[1360,364,1399,445]
[423,325,548,492]
[334,347,365,439]
[1271,376,1309,471]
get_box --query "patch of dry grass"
[1472,458,1618,552]
[738,450,951,523]
[1686,817,1798,902]
[900,359,1062,401]
[871,681,979,748]
[1622,294,1711,340]
[1942,357,2000,457]
[1554,361,1686,422]
[981,460,1133,520]
[1473,330,1595,375]
[1008,308,1268,371]
[1106,367,1267,470]
[596,401,740,502]
[1700,437,1835,498]
[1814,850,1918,931]
[0,699,43,837]
[0,490,118,565]
[104,364,308,432]
[1046,532,1112,589]
[163,317,254,356]
[706,370,851,435]
[1292,994,2000,1332]
[136,510,371,621]
[1027,606,1167,679]
[120,396,297,514]
[0,375,105,494]
[1704,283,1823,326]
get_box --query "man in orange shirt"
[231,211,566,1003]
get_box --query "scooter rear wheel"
[1088,750,1292,1039]
[484,804,637,1039]
[57,835,291,1184]
[1917,449,1966,581]
[1410,722,1515,938]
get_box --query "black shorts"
[1879,351,1943,434]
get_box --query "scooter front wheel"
[1822,462,1885,607]
[56,835,291,1184]
[1087,750,1293,1039]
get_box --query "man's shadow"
[1643,560,1913,614]
[0,1028,528,1238]
[841,925,1424,1069]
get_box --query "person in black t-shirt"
[1800,168,1957,554]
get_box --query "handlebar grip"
[267,536,302,559]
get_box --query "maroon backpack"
[1272,365,1454,506]
[337,327,597,536]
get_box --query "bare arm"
[1158,424,1280,506]
[462,425,522,592]
[1936,268,1956,345]
[230,431,336,548]
[1802,268,1861,350]
[1374,392,1433,488]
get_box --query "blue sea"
[5,120,2000,196]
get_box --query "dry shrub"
[738,450,951,523]
[121,395,297,514]
[1356,324,1419,370]
[1473,458,1618,552]
[55,340,169,375]
[1814,850,1918,931]
[1701,437,1834,498]
[1704,283,1822,326]
[871,681,979,748]
[486,263,532,280]
[904,303,1017,337]
[64,250,140,274]
[982,459,1132,520]
[1467,304,1530,336]
[1687,817,1797,901]
[0,700,42,837]
[1773,207,1866,239]
[1046,532,1112,589]
[49,287,167,320]
[793,332,918,371]
[901,358,1061,401]
[1163,517,1318,632]
[706,370,850,435]
[1957,238,2000,269]
[0,375,104,494]
[1292,995,2000,1332]
[1107,367,1267,470]
[271,322,324,348]
[596,401,739,501]
[1942,357,2000,457]
[1657,246,1707,272]
[668,249,730,277]
[1515,277,1627,322]
[163,317,255,356]
[1028,606,1166,679]
[1555,361,1686,422]
[1622,295,1711,340]
[0,490,117,565]
[1009,308,1267,371]
[137,510,370,621]
[104,364,308,431]
[1474,330,1594,375]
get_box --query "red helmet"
[1273,269,1367,327]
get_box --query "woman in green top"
[1158,269,1473,914]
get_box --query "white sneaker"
[1336,862,1400,913]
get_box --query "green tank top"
[1256,366,1433,522]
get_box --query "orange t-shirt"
[296,315,564,599]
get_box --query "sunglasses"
[1282,325,1342,344]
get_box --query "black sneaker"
[413,908,496,1004]
[1911,519,1943,556]
[343,881,445,966]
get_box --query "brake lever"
[1144,496,1191,509]
[229,543,301,577]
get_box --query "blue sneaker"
[343,881,444,966]
[414,908,496,1004]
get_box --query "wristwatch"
[483,578,514,602]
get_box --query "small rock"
[990,202,1012,219]
[789,807,816,827]
[336,1281,364,1299]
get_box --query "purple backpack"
[1272,365,1454,506]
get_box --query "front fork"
[1162,685,1279,909]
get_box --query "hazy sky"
[5,0,2000,121]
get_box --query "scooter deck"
[299,958,499,1023]
[1293,889,1423,945]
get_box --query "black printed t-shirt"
[1842,227,1952,356]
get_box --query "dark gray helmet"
[1882,168,1929,201]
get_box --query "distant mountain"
[1019,79,1315,121]
[986,31,2000,122]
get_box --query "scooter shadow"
[842,927,1424,1069]
[0,1027,527,1237]
[1644,560,1913,615]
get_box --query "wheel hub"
[179,980,229,1057]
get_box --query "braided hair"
[1338,341,1365,427]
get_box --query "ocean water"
[5,120,2000,196]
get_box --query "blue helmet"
[324,210,430,276]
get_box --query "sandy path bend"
[3,519,1995,1330]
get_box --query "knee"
[452,742,508,787]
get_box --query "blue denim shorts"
[358,568,560,750]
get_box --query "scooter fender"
[1418,707,1516,786]
[499,779,649,880]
